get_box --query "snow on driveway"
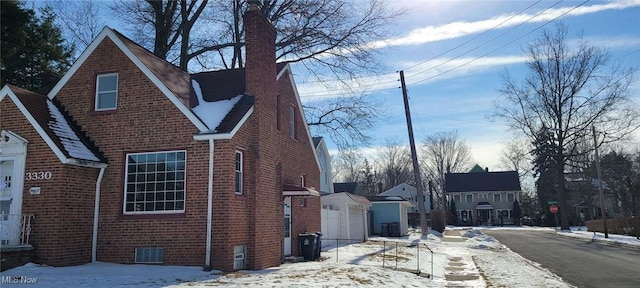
[3,228,604,287]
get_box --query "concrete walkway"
[442,230,484,288]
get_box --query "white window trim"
[466,194,473,203]
[123,150,187,215]
[95,73,119,111]
[235,151,243,195]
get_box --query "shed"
[321,192,370,245]
[366,196,414,237]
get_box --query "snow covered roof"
[188,63,287,135]
[367,195,411,202]
[1,85,105,168]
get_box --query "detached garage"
[321,192,371,245]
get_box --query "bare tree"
[374,139,413,191]
[102,0,400,149]
[420,130,472,209]
[499,137,533,177]
[50,0,106,53]
[492,23,640,230]
[109,0,207,69]
[304,93,382,149]
[109,0,400,74]
[332,147,364,183]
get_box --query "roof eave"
[193,107,253,141]
[64,158,108,169]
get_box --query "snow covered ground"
[3,227,638,287]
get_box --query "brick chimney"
[243,1,276,100]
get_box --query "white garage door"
[348,207,365,243]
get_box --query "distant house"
[565,172,623,226]
[321,192,370,245]
[378,183,430,228]
[334,182,359,195]
[366,196,414,237]
[312,137,333,195]
[445,166,521,226]
[0,3,320,272]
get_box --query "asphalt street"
[484,229,640,288]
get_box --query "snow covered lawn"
[7,227,636,287]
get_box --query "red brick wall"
[0,97,98,266]
[290,195,321,257]
[233,6,321,270]
[53,38,209,266]
[277,70,321,257]
[3,7,320,271]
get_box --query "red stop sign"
[550,204,558,214]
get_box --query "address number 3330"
[25,171,52,180]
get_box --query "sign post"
[549,204,559,230]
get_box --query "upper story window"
[466,194,473,203]
[507,193,515,203]
[235,151,243,194]
[95,73,118,111]
[453,194,461,203]
[289,106,296,139]
[494,193,501,202]
[124,150,186,214]
[276,94,281,131]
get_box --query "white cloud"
[297,55,526,101]
[371,0,640,49]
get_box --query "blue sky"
[294,0,640,170]
[34,0,640,171]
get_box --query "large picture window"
[96,73,118,110]
[124,151,186,214]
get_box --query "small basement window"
[234,245,246,270]
[135,247,164,264]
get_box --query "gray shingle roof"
[445,171,521,193]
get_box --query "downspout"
[92,167,106,262]
[205,138,214,269]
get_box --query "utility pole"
[399,71,428,236]
[592,126,608,238]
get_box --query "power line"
[407,0,590,86]
[408,0,562,79]
[300,0,568,98]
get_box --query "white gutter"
[92,167,106,262]
[205,139,214,269]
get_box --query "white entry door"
[0,160,20,245]
[283,197,292,255]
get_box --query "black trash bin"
[314,232,323,260]
[298,233,317,260]
[381,223,389,237]
[390,222,400,237]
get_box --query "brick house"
[0,4,320,272]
